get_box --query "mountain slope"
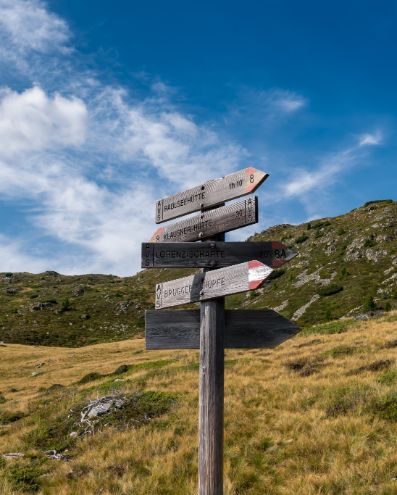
[0,200,396,347]
[1,314,397,494]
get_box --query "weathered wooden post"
[142,167,299,494]
[199,233,225,495]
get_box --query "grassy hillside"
[1,313,397,494]
[0,199,396,347]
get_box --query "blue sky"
[0,0,395,275]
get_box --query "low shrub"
[0,410,25,425]
[77,372,104,384]
[325,385,374,417]
[7,462,44,493]
[318,284,343,297]
[285,356,324,376]
[295,235,309,244]
[268,268,285,280]
[371,393,397,421]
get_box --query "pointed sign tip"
[248,260,273,289]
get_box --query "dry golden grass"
[1,314,397,494]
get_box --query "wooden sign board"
[155,167,268,223]
[142,241,297,269]
[155,260,273,309]
[146,309,299,349]
[151,197,258,243]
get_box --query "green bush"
[363,295,377,312]
[364,199,393,207]
[7,462,43,492]
[268,268,285,280]
[60,298,71,313]
[318,284,343,297]
[363,238,376,248]
[0,410,25,425]
[372,393,397,421]
[295,235,309,244]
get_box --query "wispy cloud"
[0,0,246,275]
[358,130,383,147]
[266,89,307,114]
[281,139,381,201]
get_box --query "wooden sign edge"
[145,309,299,349]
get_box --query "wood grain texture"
[199,299,224,495]
[145,309,299,349]
[155,167,268,223]
[155,260,273,309]
[151,197,258,243]
[142,241,297,269]
[199,230,225,495]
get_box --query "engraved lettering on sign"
[163,191,206,212]
[156,249,226,260]
[203,277,225,290]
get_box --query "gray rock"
[2,452,24,459]
[80,395,126,422]
[72,287,85,297]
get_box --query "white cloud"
[269,90,307,113]
[358,130,383,147]
[0,235,48,272]
[281,134,383,203]
[0,0,69,54]
[0,86,87,157]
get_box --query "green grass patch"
[6,461,45,493]
[77,372,104,384]
[377,369,397,385]
[371,393,397,421]
[300,319,354,336]
[327,345,358,358]
[26,390,178,452]
[0,410,25,425]
[325,384,374,417]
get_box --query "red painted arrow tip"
[150,227,164,242]
[248,260,273,290]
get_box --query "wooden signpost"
[155,167,268,223]
[150,197,258,243]
[155,260,273,309]
[145,309,299,349]
[142,167,298,495]
[142,240,297,269]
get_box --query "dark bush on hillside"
[364,199,393,207]
[318,284,343,297]
[268,269,285,280]
[312,221,331,229]
[295,235,309,244]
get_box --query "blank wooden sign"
[145,309,299,349]
[155,167,268,223]
[155,260,273,309]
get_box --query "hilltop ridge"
[0,200,396,347]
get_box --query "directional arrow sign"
[142,241,297,269]
[155,167,268,223]
[151,197,258,243]
[146,309,299,349]
[155,260,273,309]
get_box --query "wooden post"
[199,232,225,495]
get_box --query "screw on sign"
[142,167,298,495]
